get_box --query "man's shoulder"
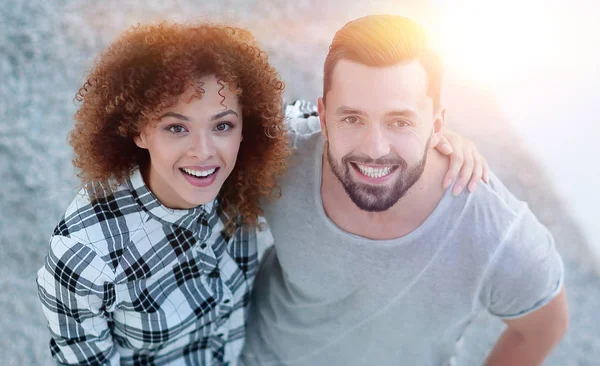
[470,176,562,319]
[464,171,526,218]
[452,171,547,246]
[438,172,536,251]
[261,102,323,212]
[437,173,556,295]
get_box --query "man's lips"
[350,162,398,181]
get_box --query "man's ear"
[134,133,148,149]
[317,97,328,141]
[430,107,446,147]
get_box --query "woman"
[36,21,485,365]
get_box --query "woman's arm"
[36,235,119,365]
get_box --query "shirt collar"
[126,168,217,229]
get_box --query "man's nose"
[362,125,391,160]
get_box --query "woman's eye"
[168,125,187,134]
[392,120,408,127]
[343,116,359,124]
[214,122,232,132]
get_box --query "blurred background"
[1,0,598,364]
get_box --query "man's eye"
[391,120,409,127]
[167,125,187,134]
[343,116,359,124]
[214,122,232,132]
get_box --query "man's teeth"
[182,168,216,177]
[356,164,392,178]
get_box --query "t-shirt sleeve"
[478,206,564,319]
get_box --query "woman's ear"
[134,134,148,149]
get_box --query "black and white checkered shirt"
[36,169,262,365]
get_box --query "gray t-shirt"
[241,117,564,366]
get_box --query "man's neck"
[320,149,449,240]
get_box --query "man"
[241,15,567,366]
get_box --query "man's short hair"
[323,15,443,109]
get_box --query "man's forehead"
[328,59,431,112]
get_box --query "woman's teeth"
[355,164,392,178]
[182,167,217,177]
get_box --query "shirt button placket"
[219,285,233,317]
[196,217,216,273]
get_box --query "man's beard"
[326,139,429,212]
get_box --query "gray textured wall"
[1,1,599,365]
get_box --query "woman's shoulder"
[51,181,146,258]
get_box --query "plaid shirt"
[36,169,261,365]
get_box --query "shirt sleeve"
[36,235,120,365]
[478,206,564,319]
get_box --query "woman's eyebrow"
[211,109,238,121]
[159,112,189,121]
[159,110,238,121]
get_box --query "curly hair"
[70,21,289,228]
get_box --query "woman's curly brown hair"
[70,21,289,228]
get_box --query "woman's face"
[135,75,243,209]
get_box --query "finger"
[468,154,483,192]
[453,151,474,195]
[443,149,464,189]
[482,157,490,183]
[435,135,453,155]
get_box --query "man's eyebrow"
[335,106,367,116]
[159,112,189,121]
[384,109,418,119]
[211,110,238,121]
[334,107,417,120]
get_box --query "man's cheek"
[328,143,346,162]
[393,133,425,154]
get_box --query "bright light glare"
[432,0,581,87]
[431,0,600,261]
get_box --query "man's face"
[319,59,443,212]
